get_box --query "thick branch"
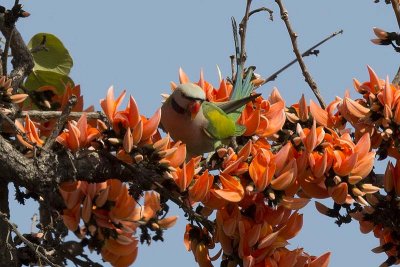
[275,0,326,108]
[0,181,18,266]
[391,0,400,85]
[391,0,400,29]
[0,133,215,233]
[0,15,34,91]
[20,110,104,122]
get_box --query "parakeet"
[160,68,259,157]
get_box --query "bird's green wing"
[226,65,255,122]
[230,65,254,102]
[215,93,260,114]
[202,101,245,140]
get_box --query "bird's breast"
[160,104,214,155]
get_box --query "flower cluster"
[308,67,400,266]
[17,67,400,267]
[60,180,177,267]
[165,70,330,267]
[55,87,187,266]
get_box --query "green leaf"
[24,70,74,95]
[27,33,73,75]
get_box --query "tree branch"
[1,26,13,75]
[43,95,77,150]
[0,9,34,91]
[20,110,104,122]
[238,0,252,69]
[249,7,273,21]
[262,30,343,86]
[391,0,400,29]
[0,134,215,233]
[275,0,326,108]
[0,181,18,266]
[0,212,61,267]
[390,0,400,85]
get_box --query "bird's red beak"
[189,101,201,120]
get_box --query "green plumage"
[201,65,257,143]
[202,101,245,140]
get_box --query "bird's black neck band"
[171,97,186,114]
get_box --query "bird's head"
[171,83,205,120]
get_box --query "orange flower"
[155,136,187,168]
[57,113,100,152]
[310,98,345,129]
[59,181,85,209]
[249,148,276,192]
[15,115,44,149]
[100,86,126,128]
[332,133,375,179]
[240,90,285,137]
[213,173,245,202]
[286,94,309,123]
[189,170,214,203]
[184,224,215,267]
[60,84,93,112]
[198,69,233,102]
[100,87,161,143]
[62,203,81,231]
[171,68,233,103]
[101,237,138,267]
[221,141,252,175]
[353,66,384,94]
[296,120,325,153]
[171,156,201,192]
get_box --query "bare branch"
[0,8,34,91]
[21,110,105,121]
[275,0,326,108]
[262,30,343,86]
[393,66,400,85]
[43,95,77,150]
[1,26,13,75]
[0,212,61,267]
[238,0,252,69]
[0,181,18,266]
[249,7,273,21]
[0,133,215,233]
[391,0,400,29]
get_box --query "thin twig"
[390,0,400,85]
[29,35,48,54]
[232,17,240,69]
[0,212,61,267]
[275,0,326,108]
[43,95,77,150]
[229,55,235,80]
[391,0,400,29]
[262,30,343,86]
[238,0,252,69]
[1,27,13,75]
[392,66,400,85]
[249,7,273,21]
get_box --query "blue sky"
[5,0,400,266]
